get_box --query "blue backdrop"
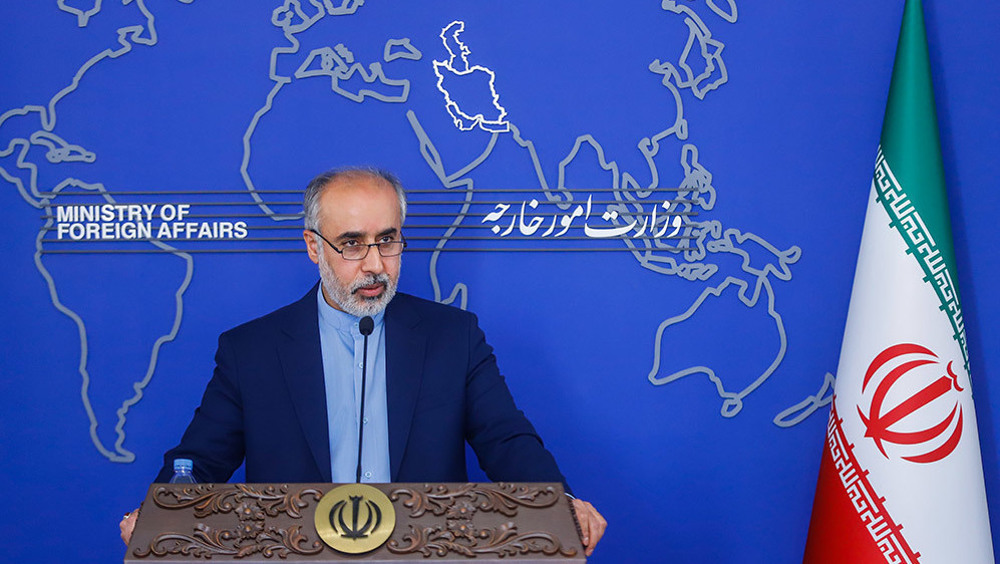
[1,2,997,562]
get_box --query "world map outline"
[0,0,836,464]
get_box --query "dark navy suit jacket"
[156,286,568,489]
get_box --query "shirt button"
[364,471,372,479]
[363,417,368,425]
[358,362,363,368]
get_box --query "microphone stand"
[355,316,374,483]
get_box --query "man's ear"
[303,230,320,264]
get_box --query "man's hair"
[303,166,407,231]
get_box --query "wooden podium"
[125,483,585,562]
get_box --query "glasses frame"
[309,229,407,261]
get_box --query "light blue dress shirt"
[316,288,391,483]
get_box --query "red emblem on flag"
[857,343,964,464]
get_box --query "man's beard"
[317,247,398,317]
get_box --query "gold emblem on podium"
[314,484,396,554]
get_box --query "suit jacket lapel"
[385,294,426,481]
[276,285,332,482]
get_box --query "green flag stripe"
[874,148,969,370]
[878,0,961,313]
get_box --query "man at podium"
[120,167,606,555]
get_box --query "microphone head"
[359,316,375,336]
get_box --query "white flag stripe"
[831,169,992,562]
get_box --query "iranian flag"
[803,1,994,562]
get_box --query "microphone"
[356,316,374,483]
[359,316,374,337]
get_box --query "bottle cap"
[173,458,193,471]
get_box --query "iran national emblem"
[857,343,965,464]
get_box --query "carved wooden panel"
[126,483,585,563]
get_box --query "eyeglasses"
[310,229,407,261]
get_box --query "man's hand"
[571,498,607,556]
[120,507,140,545]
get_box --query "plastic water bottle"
[169,458,196,484]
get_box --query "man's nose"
[360,245,385,272]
